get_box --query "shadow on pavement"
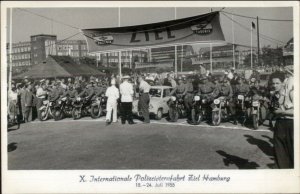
[216,150,260,169]
[261,135,275,145]
[8,143,18,152]
[8,124,20,132]
[244,134,274,157]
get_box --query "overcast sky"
[6,7,293,49]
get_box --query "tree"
[260,46,283,67]
[243,53,257,69]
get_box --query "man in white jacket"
[105,79,119,125]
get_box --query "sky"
[6,7,293,50]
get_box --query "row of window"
[13,61,31,67]
[12,54,31,60]
[11,47,31,53]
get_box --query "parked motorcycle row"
[167,94,268,130]
[39,95,107,121]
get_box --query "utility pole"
[8,8,13,92]
[257,16,260,66]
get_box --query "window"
[163,89,170,97]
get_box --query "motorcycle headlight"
[77,97,81,101]
[214,99,220,104]
[252,101,259,106]
[194,96,200,101]
[238,95,244,100]
[171,96,176,101]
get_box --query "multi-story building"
[30,34,57,65]
[6,41,31,68]
[57,40,88,58]
[7,34,90,74]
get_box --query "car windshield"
[149,88,162,97]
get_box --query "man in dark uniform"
[48,82,61,102]
[183,76,194,121]
[197,76,216,102]
[232,76,250,124]
[61,84,78,102]
[24,84,34,122]
[138,76,151,123]
[214,77,234,117]
[94,81,105,98]
[78,80,96,101]
[197,76,217,121]
[170,77,186,97]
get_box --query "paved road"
[7,117,276,169]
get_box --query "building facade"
[57,40,88,58]
[6,41,31,68]
[30,34,57,65]
[192,44,257,70]
[96,45,194,70]
[7,34,90,74]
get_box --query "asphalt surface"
[7,116,276,170]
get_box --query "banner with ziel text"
[82,11,225,53]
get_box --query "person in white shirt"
[105,79,119,124]
[36,81,47,120]
[119,75,135,124]
[8,84,19,125]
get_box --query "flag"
[252,22,256,29]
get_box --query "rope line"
[221,10,293,22]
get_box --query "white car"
[132,86,173,120]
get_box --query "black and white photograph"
[1,1,299,193]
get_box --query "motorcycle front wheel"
[212,111,221,126]
[191,108,202,125]
[90,105,102,119]
[72,107,82,120]
[40,108,48,121]
[53,108,64,121]
[252,114,259,130]
[168,107,179,122]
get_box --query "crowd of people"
[7,65,294,168]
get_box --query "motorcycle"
[167,95,187,122]
[235,94,247,125]
[90,94,107,119]
[72,97,91,120]
[39,100,55,121]
[251,99,260,129]
[190,95,211,125]
[212,96,229,126]
[52,97,73,121]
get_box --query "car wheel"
[155,108,163,120]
